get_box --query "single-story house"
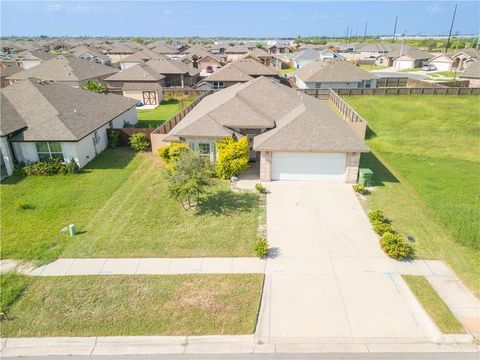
[163,76,368,182]
[14,50,55,70]
[0,62,22,88]
[295,59,377,89]
[290,48,336,69]
[198,59,279,90]
[452,49,479,70]
[0,78,138,176]
[146,58,200,87]
[224,44,250,61]
[239,48,274,67]
[6,55,118,88]
[459,61,480,87]
[119,49,167,70]
[428,53,454,71]
[70,46,112,66]
[104,45,136,63]
[148,42,179,56]
[104,63,165,105]
[392,49,432,70]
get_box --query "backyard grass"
[0,274,264,337]
[403,276,465,334]
[136,98,194,128]
[346,95,480,296]
[2,149,260,262]
[358,64,386,71]
[0,148,142,264]
[279,67,296,75]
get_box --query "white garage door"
[432,62,450,71]
[395,60,413,70]
[271,152,346,181]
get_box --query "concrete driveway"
[256,182,439,343]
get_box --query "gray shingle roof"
[291,48,322,61]
[296,59,376,83]
[206,59,278,82]
[1,78,137,141]
[0,96,27,136]
[166,76,369,153]
[460,61,480,79]
[14,50,55,62]
[393,48,432,61]
[105,64,165,82]
[7,55,118,82]
[120,49,167,63]
[146,58,199,76]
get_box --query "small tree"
[82,81,106,94]
[129,133,150,151]
[168,151,211,210]
[216,137,249,180]
[158,143,189,171]
[108,130,120,149]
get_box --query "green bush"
[216,137,249,180]
[158,142,190,169]
[353,183,370,195]
[253,237,269,258]
[129,133,150,151]
[63,158,79,174]
[368,210,385,224]
[0,272,30,317]
[108,130,120,149]
[22,158,65,176]
[380,232,415,260]
[373,222,394,235]
[255,183,267,194]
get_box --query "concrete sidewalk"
[2,258,265,276]
[1,335,478,357]
[393,260,480,338]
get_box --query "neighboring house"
[0,62,22,88]
[452,49,479,70]
[198,59,279,90]
[70,46,112,66]
[290,49,336,69]
[164,76,368,182]
[267,41,290,55]
[428,53,454,71]
[225,44,250,61]
[459,61,480,87]
[295,59,377,89]
[119,49,166,70]
[14,50,55,70]
[146,58,200,87]
[0,78,137,176]
[392,49,432,70]
[7,55,118,87]
[148,42,179,57]
[104,64,165,105]
[240,48,274,67]
[181,46,223,76]
[104,45,136,63]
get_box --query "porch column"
[180,74,185,88]
[344,152,361,183]
[259,151,272,182]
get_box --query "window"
[198,143,211,157]
[36,142,64,161]
[379,58,384,64]
[213,82,224,90]
[364,81,371,88]
[314,83,322,89]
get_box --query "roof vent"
[73,109,77,113]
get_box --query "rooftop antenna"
[445,4,457,53]
[363,21,368,43]
[392,16,398,43]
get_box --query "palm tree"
[82,81,106,94]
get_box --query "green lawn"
[346,95,480,296]
[358,64,386,71]
[136,99,194,128]
[403,276,465,334]
[1,148,142,264]
[279,67,296,75]
[1,148,260,262]
[1,273,264,337]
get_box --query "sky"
[1,1,479,38]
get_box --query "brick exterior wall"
[259,151,272,181]
[344,152,361,183]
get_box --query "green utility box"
[359,168,374,187]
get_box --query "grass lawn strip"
[403,275,465,334]
[136,99,194,128]
[0,148,142,264]
[0,274,264,337]
[346,95,480,297]
[61,153,259,258]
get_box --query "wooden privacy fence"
[327,90,367,140]
[162,88,208,100]
[376,77,408,87]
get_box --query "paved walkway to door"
[256,182,440,343]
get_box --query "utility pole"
[346,25,349,44]
[363,21,368,43]
[445,3,457,53]
[477,31,479,50]
[392,16,398,42]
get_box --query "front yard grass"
[136,98,194,128]
[60,152,260,258]
[403,276,465,334]
[0,273,264,337]
[358,64,386,71]
[346,95,480,296]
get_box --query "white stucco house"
[0,78,137,177]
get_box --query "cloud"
[313,14,327,20]
[426,3,443,14]
[45,3,95,14]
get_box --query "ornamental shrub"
[158,142,190,169]
[108,130,120,149]
[253,237,269,258]
[22,158,65,176]
[380,232,415,260]
[353,183,369,195]
[216,137,249,180]
[129,133,150,151]
[373,222,394,236]
[368,209,385,224]
[255,183,267,194]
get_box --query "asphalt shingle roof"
[206,59,278,82]
[105,64,165,82]
[1,78,137,141]
[146,58,199,76]
[296,59,376,83]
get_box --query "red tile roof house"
[0,79,137,177]
[162,76,368,182]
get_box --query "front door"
[142,91,157,105]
